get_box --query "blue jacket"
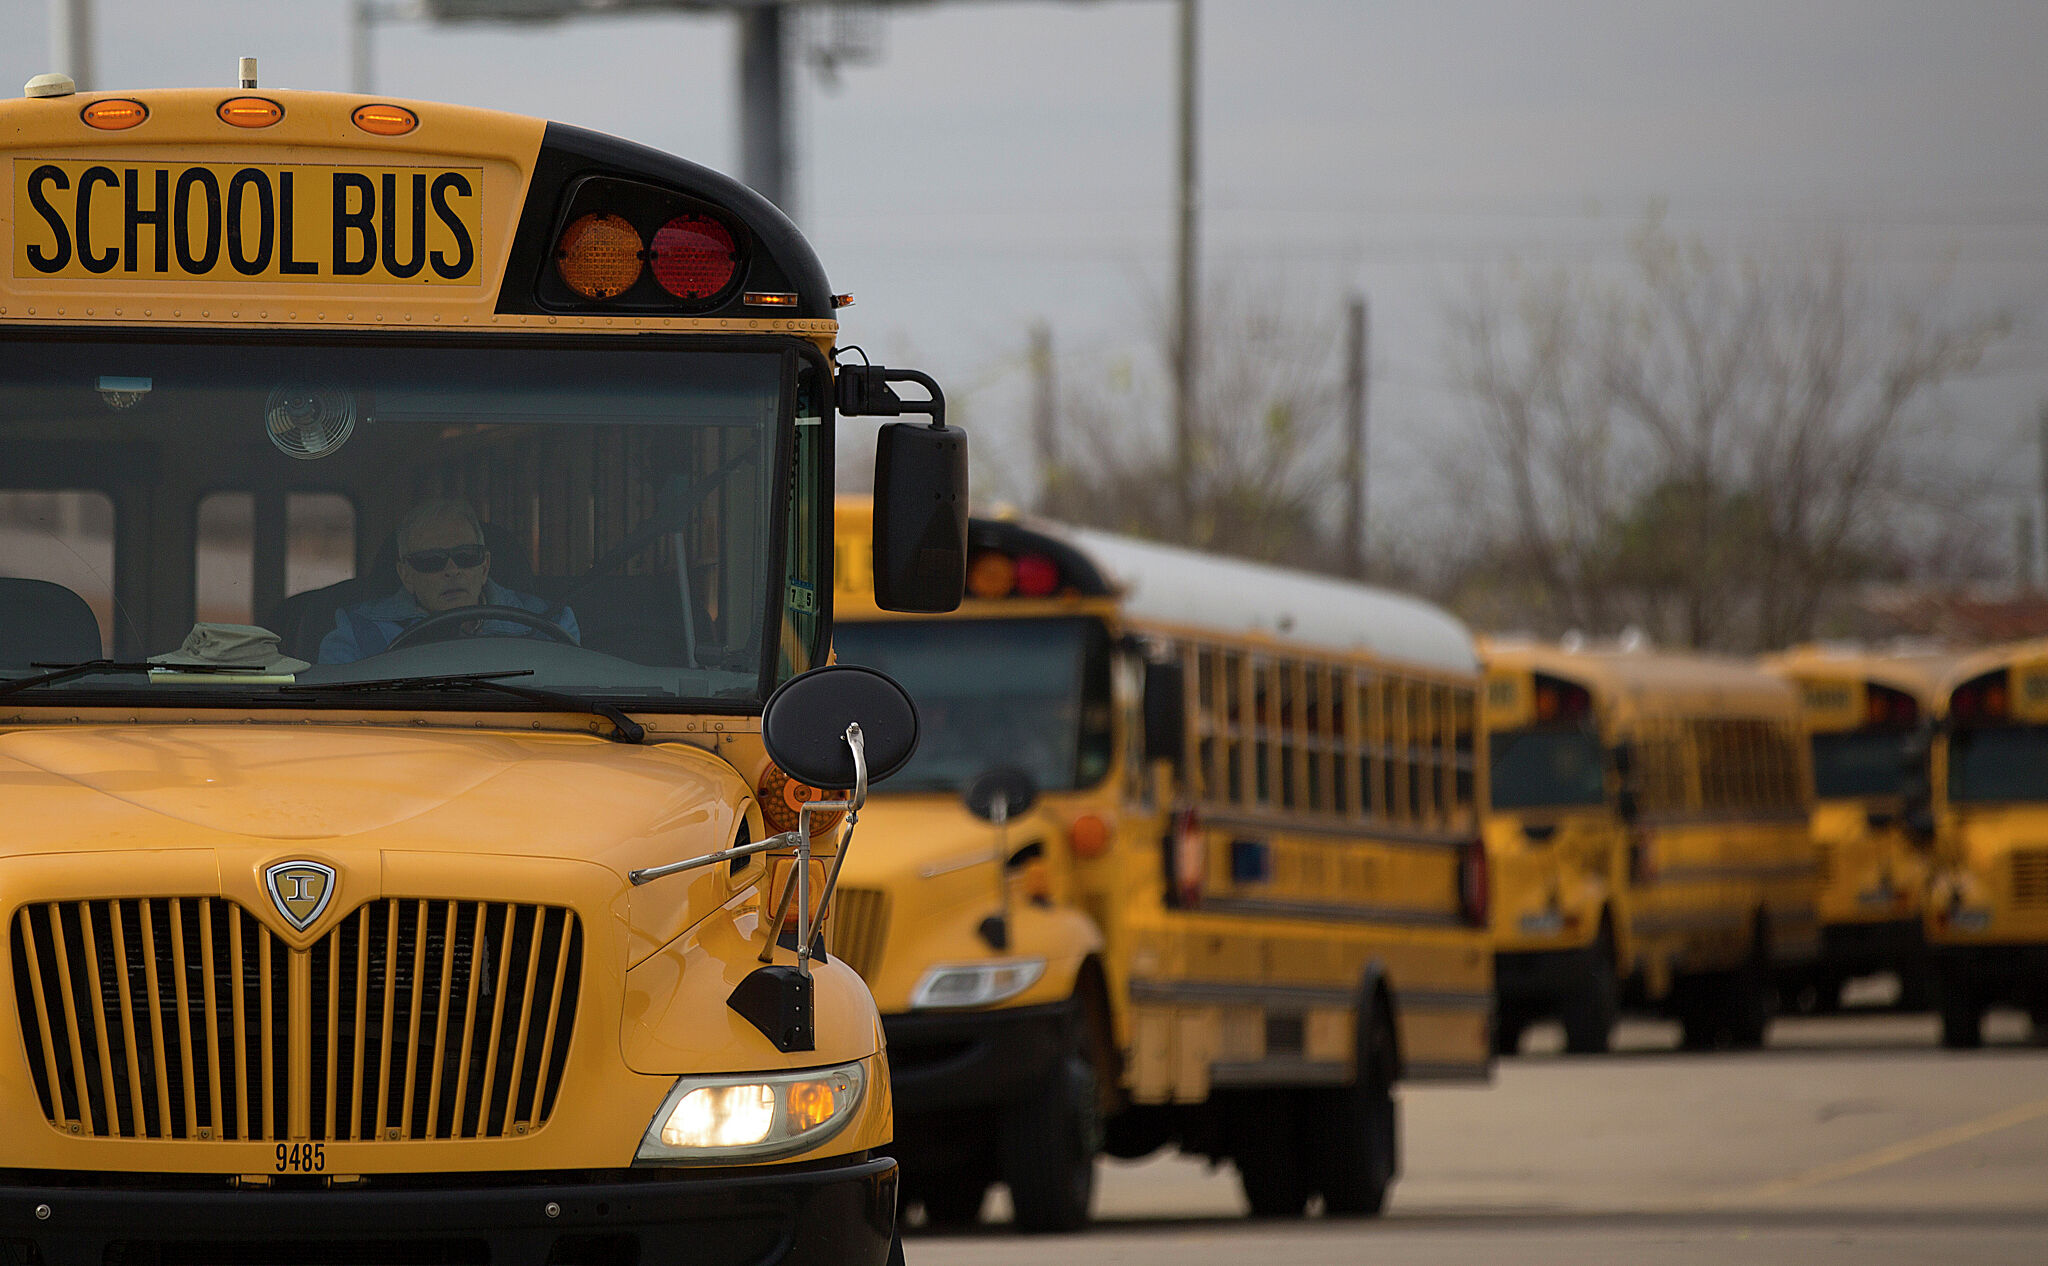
[317,581,580,664]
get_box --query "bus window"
[1949,727,2048,802]
[1489,726,1606,810]
[196,492,255,625]
[0,490,115,655]
[288,493,357,594]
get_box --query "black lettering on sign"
[24,164,71,273]
[277,171,318,275]
[226,168,275,275]
[174,168,222,274]
[332,172,375,276]
[123,168,169,274]
[430,171,475,280]
[75,165,119,274]
[381,171,427,279]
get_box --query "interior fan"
[265,385,356,460]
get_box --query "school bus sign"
[14,160,483,284]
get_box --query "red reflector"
[1014,553,1059,597]
[651,214,738,300]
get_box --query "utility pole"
[1342,294,1369,579]
[2037,402,2048,589]
[1171,0,1199,535]
[737,4,793,214]
[48,0,93,90]
[1030,322,1058,517]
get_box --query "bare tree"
[1047,279,1349,569]
[1443,214,2009,651]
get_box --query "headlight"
[909,958,1045,1010]
[636,1061,866,1163]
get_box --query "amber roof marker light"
[353,103,419,136]
[219,96,283,128]
[82,99,148,130]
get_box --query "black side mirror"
[761,664,920,790]
[1614,787,1641,825]
[1143,659,1188,767]
[1610,741,1636,782]
[841,363,968,614]
[965,765,1039,824]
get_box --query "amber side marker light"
[352,103,418,136]
[81,99,147,130]
[219,96,283,128]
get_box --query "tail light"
[651,214,738,299]
[757,763,844,836]
[555,212,643,299]
[1457,838,1490,927]
[1166,808,1205,908]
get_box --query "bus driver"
[318,498,579,664]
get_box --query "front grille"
[2012,850,2048,909]
[830,888,889,981]
[11,898,580,1142]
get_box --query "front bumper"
[882,999,1074,1117]
[0,1157,897,1266]
[1815,917,1925,976]
[1493,947,1587,1012]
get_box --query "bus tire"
[887,1230,908,1266]
[1675,979,1721,1051]
[1492,1009,1526,1056]
[1938,967,1985,1049]
[917,1174,989,1229]
[1230,1092,1310,1219]
[1722,961,1772,1051]
[999,1041,1100,1233]
[1561,941,1619,1055]
[1307,1007,1400,1217]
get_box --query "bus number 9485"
[276,1142,326,1173]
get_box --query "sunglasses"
[401,545,487,572]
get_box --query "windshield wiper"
[0,659,264,700]
[283,671,647,744]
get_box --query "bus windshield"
[1810,730,1911,799]
[1949,726,2048,803]
[0,333,805,708]
[1489,727,1607,810]
[830,616,1113,794]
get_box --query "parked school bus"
[1483,642,1819,1051]
[0,68,971,1265]
[1763,647,1952,1011]
[828,505,1493,1228]
[1925,639,2048,1048]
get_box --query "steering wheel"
[385,604,577,652]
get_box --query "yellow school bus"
[1926,639,2048,1048]
[0,68,971,1264]
[828,503,1492,1227]
[1763,646,1952,1012]
[1483,642,1819,1052]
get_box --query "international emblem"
[264,860,338,932]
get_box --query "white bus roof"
[1053,524,1480,676]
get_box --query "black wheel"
[1305,1008,1400,1217]
[1808,975,1845,1015]
[998,1039,1100,1232]
[1492,1009,1526,1056]
[1721,962,1772,1051]
[1938,968,1984,1050]
[1231,1092,1309,1218]
[916,1174,988,1229]
[1674,979,1721,1051]
[1560,944,1619,1055]
[1894,965,1937,1012]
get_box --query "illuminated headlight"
[636,1061,866,1163]
[910,958,1045,1010]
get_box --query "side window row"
[1181,640,1478,832]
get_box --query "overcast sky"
[6,0,2047,548]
